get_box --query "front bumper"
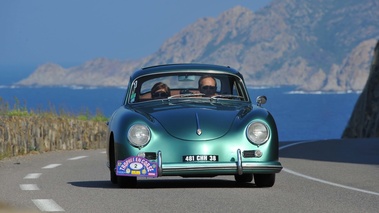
[156,149,282,176]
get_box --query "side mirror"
[256,96,267,106]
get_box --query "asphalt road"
[0,138,378,213]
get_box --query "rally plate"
[116,156,157,177]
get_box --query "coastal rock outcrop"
[342,41,379,138]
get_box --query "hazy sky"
[1,0,271,68]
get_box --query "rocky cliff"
[17,0,379,92]
[342,41,379,138]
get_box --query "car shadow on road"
[279,138,379,165]
[68,178,259,189]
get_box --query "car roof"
[130,63,243,80]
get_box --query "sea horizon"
[0,85,360,142]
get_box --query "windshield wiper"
[210,95,243,101]
[168,93,205,99]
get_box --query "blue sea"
[0,84,360,142]
[0,65,361,141]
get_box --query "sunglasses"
[153,92,169,98]
[201,86,216,90]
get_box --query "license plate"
[183,155,218,162]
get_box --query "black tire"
[254,174,275,187]
[110,168,117,184]
[109,138,117,184]
[234,174,253,183]
[118,176,137,188]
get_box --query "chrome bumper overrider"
[156,149,282,177]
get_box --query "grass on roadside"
[0,96,108,121]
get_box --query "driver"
[198,75,217,97]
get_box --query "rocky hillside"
[342,41,379,138]
[17,0,379,92]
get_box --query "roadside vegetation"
[0,97,108,160]
[0,97,108,121]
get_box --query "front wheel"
[109,139,117,184]
[234,174,253,183]
[254,174,275,187]
[110,168,117,184]
[118,176,137,188]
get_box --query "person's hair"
[198,75,217,88]
[151,82,170,96]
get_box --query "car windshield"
[127,72,249,104]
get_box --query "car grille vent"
[243,150,256,158]
[145,152,157,160]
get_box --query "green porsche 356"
[106,63,282,188]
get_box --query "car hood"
[146,105,248,141]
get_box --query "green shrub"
[0,96,109,121]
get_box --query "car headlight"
[127,124,151,147]
[246,122,269,145]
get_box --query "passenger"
[198,75,217,97]
[151,82,171,99]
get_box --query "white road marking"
[20,184,40,190]
[280,141,379,196]
[283,168,379,196]
[42,164,61,169]
[68,156,88,160]
[100,151,106,154]
[279,140,321,150]
[32,199,65,212]
[24,173,42,179]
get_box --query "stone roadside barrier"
[0,115,108,159]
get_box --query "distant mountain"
[17,0,379,92]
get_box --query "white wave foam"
[286,90,362,95]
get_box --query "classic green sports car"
[106,63,282,188]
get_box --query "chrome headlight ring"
[127,124,151,148]
[246,121,270,146]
